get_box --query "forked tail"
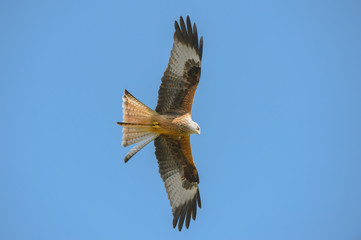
[117,89,159,162]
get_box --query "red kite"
[117,16,203,231]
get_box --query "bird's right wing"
[155,16,203,115]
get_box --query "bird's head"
[191,121,201,135]
[182,115,201,135]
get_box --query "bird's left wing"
[154,135,201,231]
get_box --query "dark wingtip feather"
[185,204,192,229]
[197,189,202,208]
[173,207,181,228]
[179,16,188,42]
[174,20,183,43]
[172,192,201,230]
[178,205,187,231]
[199,36,203,61]
[179,16,184,25]
[186,16,193,44]
[174,16,203,61]
[192,198,197,220]
[192,22,198,50]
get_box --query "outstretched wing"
[155,16,203,114]
[154,135,201,231]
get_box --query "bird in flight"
[117,16,203,231]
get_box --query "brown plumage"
[117,16,203,231]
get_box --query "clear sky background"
[1,0,361,239]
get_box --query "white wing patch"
[168,42,201,77]
[165,171,198,209]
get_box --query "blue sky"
[1,0,361,239]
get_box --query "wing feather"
[156,16,203,114]
[154,135,201,231]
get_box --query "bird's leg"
[152,122,160,129]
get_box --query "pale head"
[174,114,201,135]
[189,120,201,135]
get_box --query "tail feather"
[122,131,155,147]
[124,134,158,163]
[118,90,159,162]
[122,89,158,125]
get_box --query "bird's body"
[154,113,200,136]
[117,16,203,231]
